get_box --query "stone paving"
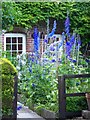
[17,102,45,120]
[17,102,90,120]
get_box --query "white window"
[45,34,62,44]
[4,33,26,59]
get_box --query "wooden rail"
[58,74,90,120]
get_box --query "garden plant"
[16,14,90,115]
[0,58,17,117]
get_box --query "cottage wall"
[2,20,63,54]
[2,27,46,54]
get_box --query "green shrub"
[66,96,88,112]
[0,58,17,116]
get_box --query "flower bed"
[16,14,90,118]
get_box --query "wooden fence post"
[58,75,66,119]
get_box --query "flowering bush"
[17,52,58,111]
[17,51,89,113]
[17,15,90,113]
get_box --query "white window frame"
[45,34,62,39]
[4,33,26,54]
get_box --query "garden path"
[17,102,45,120]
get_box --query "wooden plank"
[60,74,90,79]
[58,74,90,119]
[58,76,61,118]
[66,92,86,97]
[66,111,82,118]
[58,76,66,119]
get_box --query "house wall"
[2,28,45,54]
[2,20,63,54]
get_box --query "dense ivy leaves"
[2,2,90,45]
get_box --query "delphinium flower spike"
[65,11,70,37]
[33,28,39,53]
[48,20,57,38]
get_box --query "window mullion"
[11,37,12,60]
[17,37,18,53]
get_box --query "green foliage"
[17,54,58,111]
[66,97,87,112]
[1,51,18,67]
[2,2,90,44]
[2,2,22,30]
[0,58,17,115]
[17,52,89,113]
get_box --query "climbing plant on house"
[2,2,90,46]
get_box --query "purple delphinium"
[68,57,77,63]
[53,36,56,39]
[48,20,57,38]
[65,15,70,37]
[72,59,77,63]
[29,67,32,73]
[50,44,55,51]
[66,34,75,57]
[31,58,34,62]
[32,83,36,88]
[31,52,35,57]
[44,39,48,43]
[33,28,40,53]
[51,59,56,62]
[86,59,90,63]
[66,41,71,57]
[58,32,65,50]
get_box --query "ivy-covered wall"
[2,2,90,53]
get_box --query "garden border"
[2,75,18,120]
[13,75,18,120]
[58,73,90,120]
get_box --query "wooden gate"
[58,74,90,119]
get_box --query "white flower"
[16,66,20,70]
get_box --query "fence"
[58,74,90,119]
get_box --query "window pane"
[6,37,11,43]
[6,45,11,50]
[12,45,17,50]
[18,44,22,50]
[12,37,16,43]
[56,38,59,41]
[18,37,22,43]
[18,51,22,54]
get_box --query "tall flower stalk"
[77,34,81,66]
[65,11,70,37]
[33,28,40,64]
[33,28,40,53]
[48,20,57,38]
